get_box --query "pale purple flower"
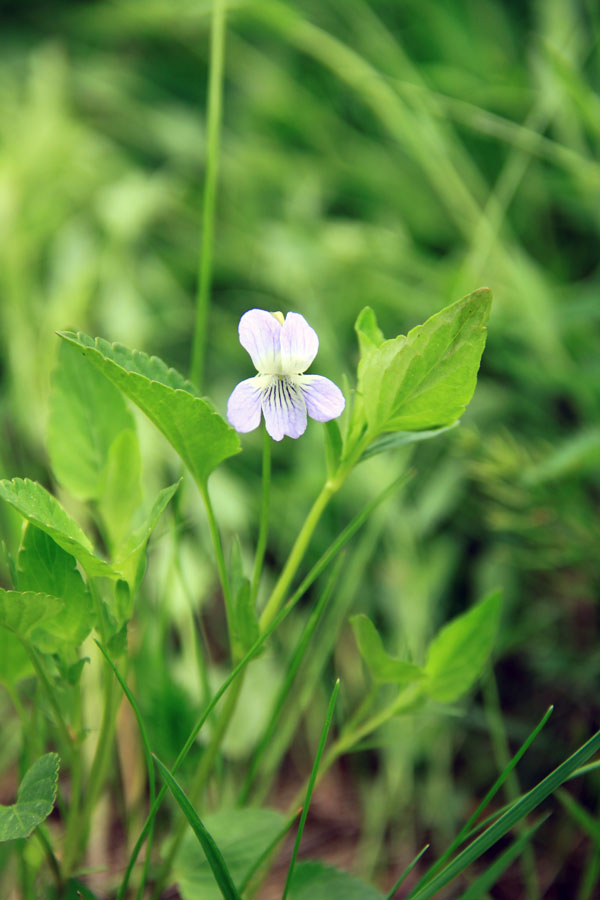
[227,309,345,441]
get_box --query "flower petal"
[262,377,307,441]
[280,312,319,374]
[298,375,346,422]
[238,309,282,373]
[227,377,264,433]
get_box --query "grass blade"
[152,754,242,900]
[406,727,600,900]
[281,679,340,900]
[385,843,430,899]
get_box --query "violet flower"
[227,309,345,441]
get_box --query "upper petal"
[280,312,319,374]
[262,377,307,441]
[227,377,265,433]
[297,375,345,422]
[239,309,282,373]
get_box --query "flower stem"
[198,481,235,654]
[189,0,227,389]
[250,427,271,607]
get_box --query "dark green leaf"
[289,861,384,900]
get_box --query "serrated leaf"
[358,289,491,434]
[350,614,424,685]
[0,589,64,640]
[48,340,136,500]
[58,332,241,486]
[174,807,286,900]
[17,526,94,653]
[289,861,384,900]
[0,753,60,841]
[0,478,115,579]
[425,590,502,703]
[98,429,143,552]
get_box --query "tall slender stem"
[199,481,234,652]
[250,428,271,607]
[190,0,227,389]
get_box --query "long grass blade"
[406,727,600,900]
[281,679,340,900]
[385,843,430,900]
[152,754,242,900]
[455,814,549,900]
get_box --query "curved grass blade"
[406,726,600,900]
[152,755,242,900]
[385,843,430,899]
[94,640,156,899]
[281,679,340,900]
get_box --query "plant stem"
[190,0,227,389]
[199,481,235,654]
[36,827,62,892]
[250,427,271,607]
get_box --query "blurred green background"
[0,0,599,896]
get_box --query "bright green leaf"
[355,306,385,356]
[98,429,143,552]
[289,861,384,900]
[350,614,424,685]
[58,332,241,486]
[0,629,32,685]
[0,478,115,579]
[425,591,502,703]
[174,807,286,900]
[359,423,458,462]
[17,525,94,653]
[0,589,64,640]
[358,288,491,434]
[0,753,60,841]
[48,340,136,500]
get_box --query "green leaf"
[359,423,458,462]
[48,340,136,501]
[324,419,343,478]
[0,629,32,685]
[232,579,259,656]
[114,481,180,592]
[0,589,64,640]
[355,307,385,356]
[0,753,60,841]
[424,590,502,703]
[0,478,115,579]
[289,861,384,900]
[98,429,143,552]
[350,614,424,685]
[17,526,94,653]
[174,808,286,900]
[58,332,241,486]
[153,755,243,900]
[358,288,491,434]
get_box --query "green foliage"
[48,340,136,501]
[0,588,64,640]
[0,478,115,579]
[424,591,502,703]
[153,755,243,900]
[97,429,143,552]
[58,332,241,486]
[350,614,424,685]
[174,808,286,900]
[0,753,59,842]
[288,861,384,900]
[16,525,94,653]
[356,289,491,435]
